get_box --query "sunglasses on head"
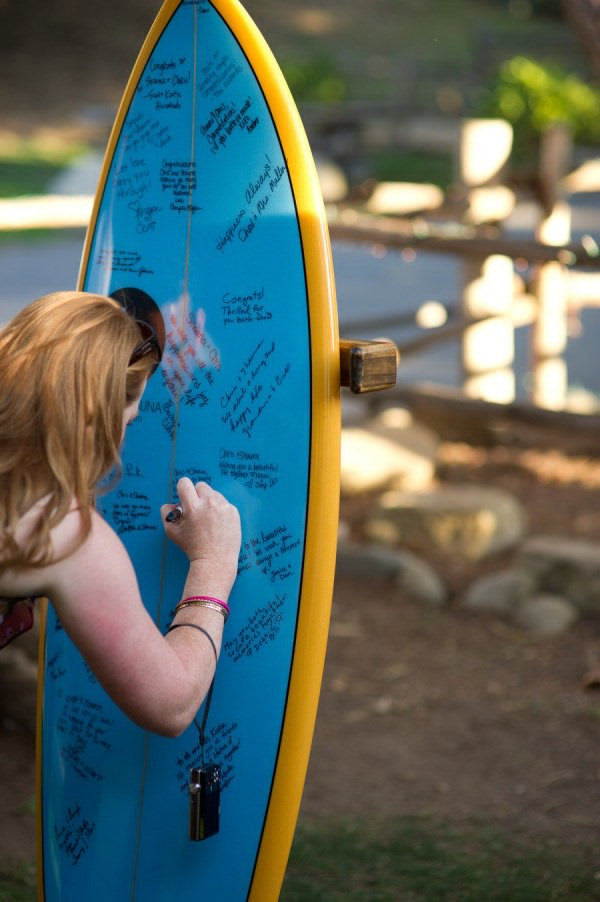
[129,319,162,373]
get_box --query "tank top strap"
[0,596,36,649]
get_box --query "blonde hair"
[0,291,157,570]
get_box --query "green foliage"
[281,815,599,901]
[371,149,454,190]
[282,54,348,104]
[0,136,88,198]
[478,56,600,160]
[0,863,36,902]
[0,159,66,198]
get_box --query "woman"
[0,291,241,737]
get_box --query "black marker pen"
[166,504,184,523]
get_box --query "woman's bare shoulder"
[0,503,123,598]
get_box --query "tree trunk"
[562,0,600,80]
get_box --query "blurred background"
[0,0,599,403]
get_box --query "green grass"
[0,158,67,198]
[370,150,455,189]
[281,816,600,901]
[2,814,598,901]
[0,862,36,902]
[0,135,88,198]
[0,135,90,241]
[0,227,85,246]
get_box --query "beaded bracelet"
[175,595,230,622]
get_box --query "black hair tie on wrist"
[166,622,218,664]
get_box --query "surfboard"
[36,1,340,898]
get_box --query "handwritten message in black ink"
[116,157,152,204]
[220,339,291,439]
[57,695,114,782]
[139,396,177,440]
[221,286,273,327]
[142,57,191,111]
[219,447,279,491]
[129,200,162,235]
[124,461,145,480]
[94,248,155,279]
[124,112,172,152]
[109,489,157,535]
[198,49,242,99]
[47,649,66,681]
[176,721,240,792]
[199,97,259,154]
[55,804,96,866]
[224,594,285,662]
[84,661,98,685]
[238,525,301,582]
[216,155,287,252]
[160,160,201,214]
[173,466,212,487]
[52,615,64,634]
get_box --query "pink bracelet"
[177,595,231,616]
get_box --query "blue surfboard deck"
[37,1,339,899]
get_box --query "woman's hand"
[161,478,241,595]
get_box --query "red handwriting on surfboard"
[161,295,221,401]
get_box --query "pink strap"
[179,595,231,615]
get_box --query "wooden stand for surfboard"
[36,2,396,900]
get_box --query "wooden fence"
[329,120,600,412]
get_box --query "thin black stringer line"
[130,3,200,898]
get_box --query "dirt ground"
[303,440,600,843]
[3,437,600,871]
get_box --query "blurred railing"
[327,120,600,412]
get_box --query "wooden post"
[460,254,516,401]
[532,124,573,410]
[456,119,515,402]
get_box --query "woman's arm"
[39,478,241,737]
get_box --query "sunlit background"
[1,0,599,405]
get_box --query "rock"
[365,484,526,561]
[395,552,447,607]
[519,535,600,614]
[514,594,579,637]
[336,540,447,607]
[462,569,578,636]
[337,541,404,580]
[341,415,438,494]
[462,568,535,616]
